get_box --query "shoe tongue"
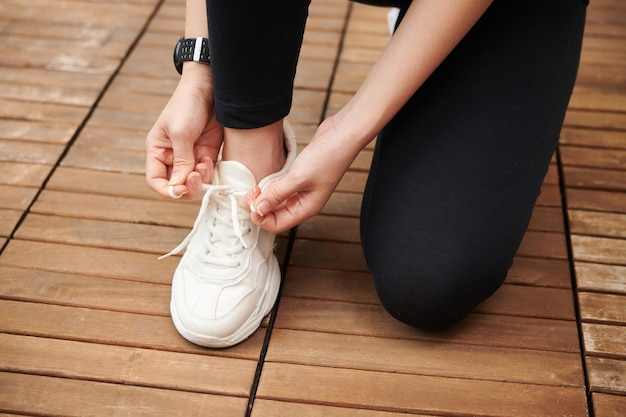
[216,160,256,190]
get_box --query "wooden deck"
[0,0,624,415]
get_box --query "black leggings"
[206,0,587,330]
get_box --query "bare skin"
[146,0,494,233]
[222,120,285,183]
[245,0,494,233]
[145,0,285,198]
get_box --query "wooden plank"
[528,206,565,232]
[282,266,379,304]
[336,170,368,194]
[476,284,576,320]
[1,0,156,26]
[0,333,255,396]
[0,184,38,211]
[265,329,584,387]
[563,109,626,131]
[569,209,626,238]
[0,240,177,284]
[74,125,149,152]
[566,188,626,213]
[0,119,76,143]
[299,42,343,62]
[274,297,581,353]
[564,167,626,192]
[517,231,569,260]
[560,146,626,171]
[321,191,362,217]
[98,89,169,114]
[252,399,432,417]
[575,262,626,294]
[0,67,108,91]
[569,84,626,112]
[0,266,170,315]
[1,20,137,51]
[61,146,145,173]
[256,362,588,417]
[105,73,177,97]
[31,190,198,228]
[506,257,572,288]
[0,98,89,125]
[560,127,626,150]
[297,216,360,243]
[289,87,331,122]
[333,61,373,93]
[536,184,563,207]
[350,148,373,171]
[0,42,123,73]
[0,139,65,164]
[0,299,263,359]
[571,235,626,266]
[593,393,626,417]
[587,357,626,395]
[290,239,368,271]
[46,167,159,199]
[0,372,247,417]
[0,209,21,237]
[0,80,99,106]
[582,323,626,358]
[0,162,51,187]
[16,213,188,254]
[86,108,158,131]
[121,49,180,78]
[579,292,626,324]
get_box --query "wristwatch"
[173,37,210,75]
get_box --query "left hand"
[244,117,360,233]
[146,68,222,200]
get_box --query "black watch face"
[173,38,184,74]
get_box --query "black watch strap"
[173,37,210,75]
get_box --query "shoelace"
[159,183,251,268]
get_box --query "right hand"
[146,65,223,200]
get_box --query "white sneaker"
[160,120,297,348]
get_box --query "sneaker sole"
[170,254,281,348]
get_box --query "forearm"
[182,0,212,79]
[185,0,208,37]
[334,0,493,151]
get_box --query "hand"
[146,66,223,199]
[244,117,361,233]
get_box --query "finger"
[146,146,178,198]
[243,186,261,213]
[251,177,298,217]
[195,157,215,184]
[168,185,187,199]
[169,137,197,186]
[251,193,305,234]
[184,171,204,200]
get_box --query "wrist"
[180,61,212,80]
[176,65,214,103]
[331,105,379,153]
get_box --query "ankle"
[222,120,285,182]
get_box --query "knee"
[371,255,508,331]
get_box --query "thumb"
[168,137,196,186]
[251,176,297,217]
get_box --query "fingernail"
[168,185,187,199]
